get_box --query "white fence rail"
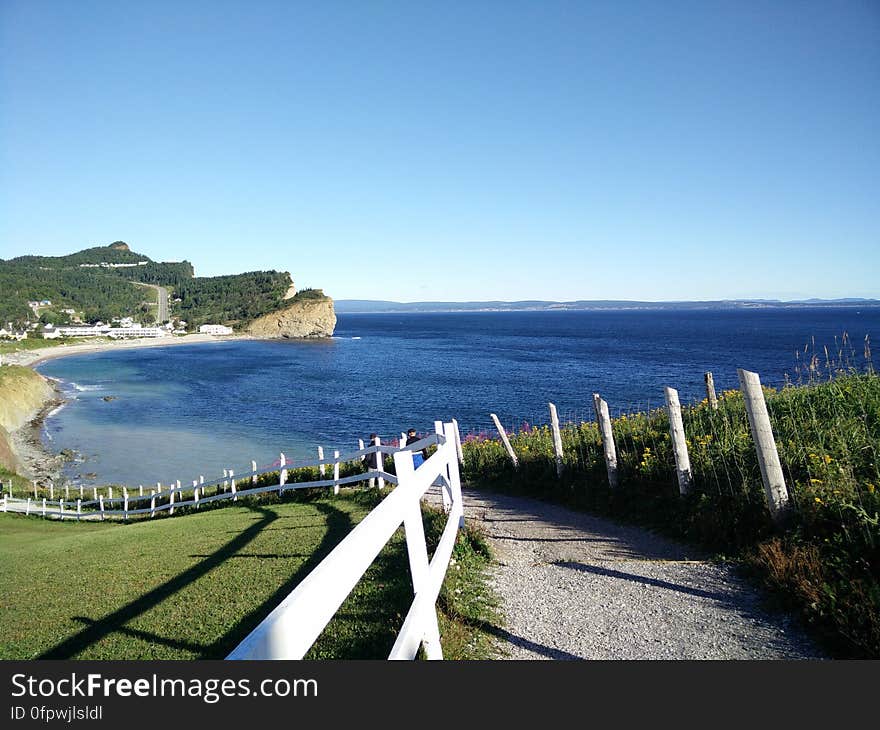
[226,421,464,661]
[2,434,446,521]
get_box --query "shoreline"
[2,333,255,487]
[3,332,256,368]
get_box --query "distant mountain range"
[335,298,880,313]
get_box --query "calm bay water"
[37,308,880,487]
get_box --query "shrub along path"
[433,487,824,659]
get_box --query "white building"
[42,324,170,339]
[199,324,233,335]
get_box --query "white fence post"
[280,454,287,488]
[64,485,69,500]
[139,485,143,497]
[705,371,718,410]
[393,449,444,660]
[41,497,46,517]
[76,499,81,521]
[664,386,693,495]
[333,450,340,495]
[58,498,64,521]
[451,418,464,464]
[49,484,54,500]
[592,393,618,489]
[169,489,175,515]
[2,494,7,512]
[108,486,113,500]
[231,471,238,502]
[25,497,31,515]
[123,492,129,521]
[374,436,385,490]
[358,439,365,460]
[79,484,84,499]
[444,422,465,527]
[223,469,228,491]
[98,496,104,520]
[490,413,519,469]
[33,482,37,499]
[150,491,156,518]
[252,460,258,486]
[548,402,564,477]
[434,421,451,511]
[318,447,325,477]
[193,480,200,507]
[93,487,98,501]
[737,369,791,521]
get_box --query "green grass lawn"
[0,490,498,660]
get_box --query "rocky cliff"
[245,294,336,339]
[0,366,56,473]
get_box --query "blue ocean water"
[37,308,880,488]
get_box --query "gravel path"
[432,487,824,660]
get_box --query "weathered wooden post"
[333,450,340,494]
[317,447,325,477]
[664,387,693,495]
[705,372,718,410]
[592,394,618,489]
[737,369,791,521]
[490,413,519,469]
[93,486,98,502]
[251,460,258,486]
[108,486,113,500]
[65,485,69,500]
[79,484,84,498]
[33,482,37,499]
[548,402,565,477]
[374,436,385,489]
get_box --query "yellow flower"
[814,497,823,504]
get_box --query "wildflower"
[814,497,823,504]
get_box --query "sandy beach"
[2,332,255,368]
[1,333,254,487]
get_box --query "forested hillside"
[0,242,297,330]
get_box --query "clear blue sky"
[1,1,878,301]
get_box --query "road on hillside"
[134,283,169,323]
[156,285,168,323]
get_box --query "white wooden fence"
[1,428,451,522]
[226,421,464,660]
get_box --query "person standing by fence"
[406,428,427,468]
